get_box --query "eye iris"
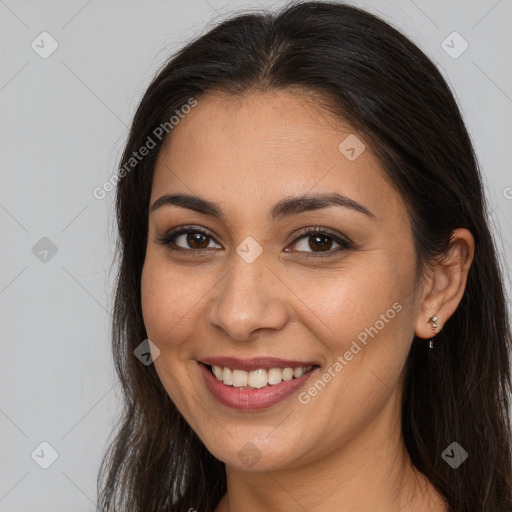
[309,234,332,252]
[188,232,209,249]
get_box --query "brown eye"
[183,232,210,249]
[156,225,353,258]
[286,227,353,257]
[305,233,334,252]
[156,227,221,251]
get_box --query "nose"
[206,253,289,341]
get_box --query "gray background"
[1,0,511,510]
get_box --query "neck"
[216,391,446,512]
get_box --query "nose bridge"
[207,244,288,340]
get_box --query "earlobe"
[414,228,475,344]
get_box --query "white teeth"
[293,367,305,378]
[232,369,248,387]
[267,368,283,385]
[282,368,294,381]
[222,367,233,386]
[248,369,267,388]
[213,365,223,380]
[210,364,313,389]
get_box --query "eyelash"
[155,225,354,258]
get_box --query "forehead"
[151,89,405,225]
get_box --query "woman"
[97,1,512,511]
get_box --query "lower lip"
[199,362,319,411]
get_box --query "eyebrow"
[150,192,375,222]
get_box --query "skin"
[141,89,474,512]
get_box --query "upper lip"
[199,356,319,372]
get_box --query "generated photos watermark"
[93,97,198,200]
[298,301,403,404]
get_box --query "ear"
[414,228,475,339]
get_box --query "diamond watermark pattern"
[31,441,59,469]
[31,31,59,59]
[441,441,468,468]
[441,31,468,59]
[237,442,262,468]
[134,338,161,365]
[236,236,263,263]
[31,237,58,263]
[338,134,366,161]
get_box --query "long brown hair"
[97,2,512,510]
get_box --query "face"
[141,89,424,472]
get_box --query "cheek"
[299,256,418,413]
[140,255,194,348]
[141,256,208,423]
[140,252,226,361]
[300,258,410,343]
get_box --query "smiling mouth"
[203,363,319,389]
